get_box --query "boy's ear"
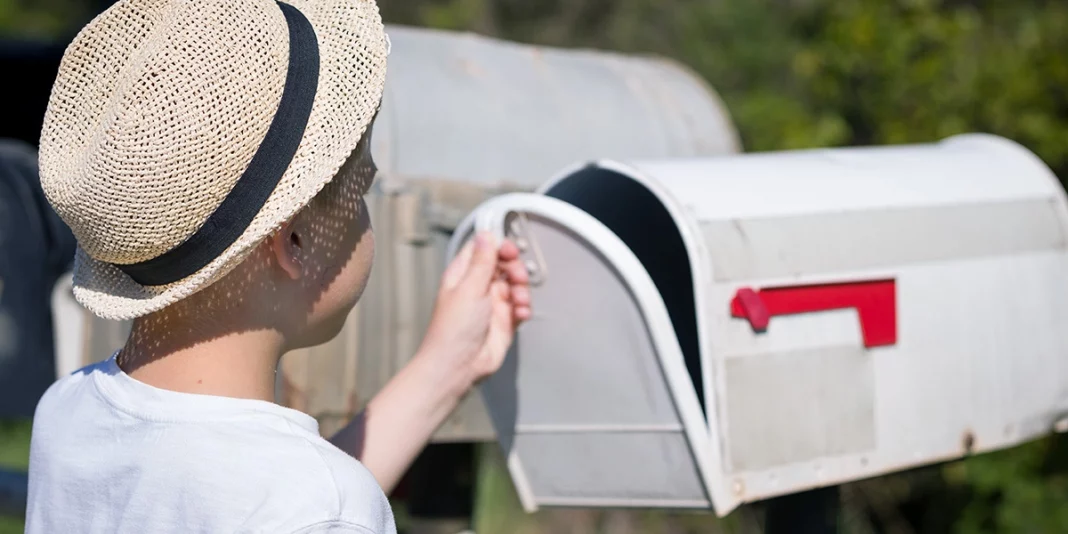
[271,222,303,280]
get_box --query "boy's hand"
[418,231,532,390]
[337,231,530,491]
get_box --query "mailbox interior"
[541,165,711,417]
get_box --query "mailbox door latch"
[506,211,548,287]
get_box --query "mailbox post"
[765,487,840,534]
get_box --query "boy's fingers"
[497,239,520,261]
[442,239,475,290]
[501,256,529,285]
[511,285,531,307]
[460,232,500,295]
[492,278,511,301]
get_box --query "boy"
[25,0,532,532]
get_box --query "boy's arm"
[328,347,471,492]
[329,233,530,492]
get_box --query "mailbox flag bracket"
[730,280,897,348]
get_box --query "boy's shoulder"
[32,358,109,419]
[28,358,394,533]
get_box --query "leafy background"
[2,0,1067,532]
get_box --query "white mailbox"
[447,133,1068,517]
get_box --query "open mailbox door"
[449,194,726,512]
[447,133,1068,517]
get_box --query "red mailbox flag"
[730,279,897,348]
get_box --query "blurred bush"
[0,0,88,40]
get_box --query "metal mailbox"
[448,133,1068,516]
[55,25,740,439]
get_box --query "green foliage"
[0,419,30,471]
[0,516,22,534]
[0,0,87,39]
[941,436,1068,534]
[0,420,30,532]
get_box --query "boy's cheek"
[328,222,375,310]
[352,225,374,302]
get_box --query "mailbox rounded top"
[370,25,741,188]
[542,133,1065,224]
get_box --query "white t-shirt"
[25,356,397,533]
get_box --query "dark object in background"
[404,443,477,534]
[0,468,28,518]
[0,1,112,418]
[0,0,117,147]
[0,40,65,148]
[0,139,76,418]
[765,485,841,534]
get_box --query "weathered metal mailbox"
[448,133,1068,516]
[54,25,740,439]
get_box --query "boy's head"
[38,0,388,345]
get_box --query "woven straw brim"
[54,0,387,321]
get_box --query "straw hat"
[38,0,388,321]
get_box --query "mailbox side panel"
[707,252,1068,502]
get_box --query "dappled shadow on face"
[119,132,376,370]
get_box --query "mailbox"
[448,133,1068,516]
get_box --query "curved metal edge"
[535,162,737,515]
[646,55,744,154]
[942,133,1068,239]
[446,192,735,516]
